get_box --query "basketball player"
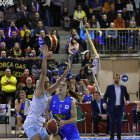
[46,81,81,140]
[24,45,71,140]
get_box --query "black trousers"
[106,37,117,48]
[52,5,61,26]
[93,115,110,134]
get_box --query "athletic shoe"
[129,47,132,53]
[18,133,23,138]
[95,133,99,136]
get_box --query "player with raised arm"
[24,45,71,140]
[46,81,81,140]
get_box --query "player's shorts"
[59,124,81,140]
[17,114,26,121]
[25,126,48,140]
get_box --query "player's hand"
[65,59,71,71]
[41,45,49,58]
[56,119,66,128]
[125,101,128,105]
[103,104,107,109]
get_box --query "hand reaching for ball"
[56,118,66,129]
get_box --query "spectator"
[81,88,93,103]
[114,13,125,28]
[82,52,94,78]
[91,0,103,17]
[90,15,102,37]
[22,31,34,57]
[34,21,48,37]
[6,21,20,38]
[61,7,71,30]
[107,5,117,22]
[52,0,65,26]
[127,21,139,53]
[0,68,17,105]
[87,81,97,95]
[22,77,36,100]
[79,16,88,30]
[121,7,130,27]
[104,0,114,13]
[99,7,106,21]
[68,38,79,64]
[51,29,60,54]
[69,79,78,92]
[126,0,136,18]
[80,22,94,50]
[8,30,21,49]
[87,8,94,21]
[15,90,31,138]
[17,7,30,28]
[0,29,6,48]
[17,0,27,12]
[67,29,80,45]
[91,91,110,136]
[5,7,17,28]
[20,24,31,39]
[50,71,59,84]
[72,5,86,29]
[29,6,36,21]
[20,69,35,86]
[47,51,59,73]
[115,0,125,11]
[10,42,23,58]
[130,16,137,27]
[75,68,88,85]
[61,67,73,81]
[30,0,39,12]
[77,80,86,97]
[0,10,5,30]
[100,14,110,28]
[0,42,10,57]
[15,82,25,99]
[31,12,43,29]
[30,49,37,58]
[105,22,118,51]
[0,50,7,59]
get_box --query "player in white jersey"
[24,45,71,140]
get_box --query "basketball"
[46,119,61,134]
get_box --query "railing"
[86,28,140,54]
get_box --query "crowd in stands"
[0,0,139,138]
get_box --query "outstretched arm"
[130,101,140,105]
[35,45,49,98]
[47,59,71,95]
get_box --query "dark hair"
[51,29,60,40]
[8,6,13,10]
[17,90,26,103]
[68,90,81,100]
[94,91,100,95]
[24,31,31,39]
[114,74,120,78]
[79,68,86,77]
[84,52,91,59]
[90,81,95,85]
[90,15,97,27]
[71,38,77,45]
[63,66,67,70]
[83,16,88,25]
[49,82,54,85]
[77,4,82,10]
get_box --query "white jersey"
[24,91,48,130]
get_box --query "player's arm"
[35,45,49,98]
[46,96,53,120]
[47,59,71,96]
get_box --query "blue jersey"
[17,102,26,120]
[50,94,71,120]
[84,94,92,103]
[50,95,81,140]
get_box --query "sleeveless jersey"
[19,102,25,115]
[50,95,79,138]
[84,94,92,103]
[24,91,48,130]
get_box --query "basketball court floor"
[1,137,140,140]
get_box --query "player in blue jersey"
[46,81,81,140]
[24,45,71,140]
[82,88,93,103]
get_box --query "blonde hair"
[13,42,22,54]
[70,29,77,36]
[70,79,77,87]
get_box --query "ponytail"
[68,90,81,100]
